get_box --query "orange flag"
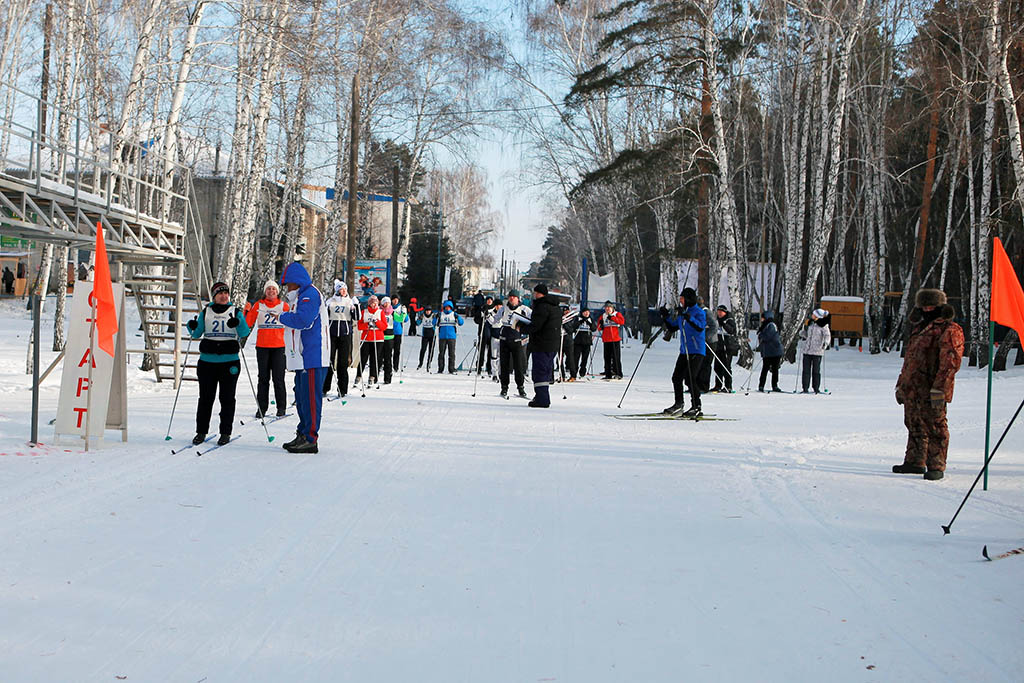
[991,237,1024,340]
[93,221,119,356]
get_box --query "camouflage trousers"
[902,400,949,472]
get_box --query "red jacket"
[598,311,625,342]
[358,305,387,342]
[244,297,290,348]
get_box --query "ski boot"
[192,433,207,446]
[217,434,231,446]
[662,403,684,416]
[681,405,703,419]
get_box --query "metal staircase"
[0,78,212,387]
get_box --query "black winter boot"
[286,439,319,454]
[192,433,207,446]
[663,403,684,416]
[892,464,926,474]
[923,470,944,480]
[217,434,231,446]
[283,434,306,450]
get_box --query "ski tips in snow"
[982,545,1024,561]
[982,545,990,559]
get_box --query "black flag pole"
[942,395,1024,535]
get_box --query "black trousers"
[359,341,380,381]
[392,335,403,372]
[559,336,575,379]
[713,341,733,391]
[419,329,435,367]
[671,353,704,408]
[574,340,591,378]
[759,356,782,390]
[499,339,527,391]
[256,346,287,415]
[602,340,622,378]
[196,359,240,436]
[437,337,457,373]
[322,334,352,395]
[802,354,822,392]
[379,338,394,382]
[477,328,492,374]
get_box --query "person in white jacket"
[323,280,359,397]
[801,308,832,394]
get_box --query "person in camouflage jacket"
[892,288,965,480]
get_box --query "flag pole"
[984,321,993,490]
[85,296,96,452]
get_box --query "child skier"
[187,281,251,446]
[357,295,385,384]
[417,304,436,370]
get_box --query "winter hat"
[264,280,279,296]
[443,300,454,309]
[915,288,947,308]
[533,283,548,296]
[717,304,728,313]
[492,297,503,305]
[334,279,346,293]
[410,297,417,303]
[811,308,827,319]
[368,295,379,306]
[681,287,698,307]
[507,289,520,298]
[212,281,230,297]
[604,300,614,307]
[381,296,391,306]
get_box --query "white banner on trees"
[586,272,616,308]
[55,283,127,446]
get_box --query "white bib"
[203,308,235,339]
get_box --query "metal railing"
[0,78,192,257]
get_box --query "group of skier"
[184,264,962,481]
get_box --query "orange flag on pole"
[991,237,1024,340]
[93,221,119,356]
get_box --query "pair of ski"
[239,412,293,427]
[169,433,240,456]
[982,545,1024,561]
[607,412,737,422]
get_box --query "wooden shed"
[820,296,864,337]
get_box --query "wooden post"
[391,164,400,287]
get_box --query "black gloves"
[186,317,198,332]
[658,305,669,320]
[227,309,240,328]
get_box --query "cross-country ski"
[982,545,1024,561]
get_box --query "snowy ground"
[1,297,1022,682]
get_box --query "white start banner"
[55,283,127,446]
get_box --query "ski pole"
[742,355,762,395]
[586,335,599,378]
[942,395,1024,534]
[239,339,275,443]
[557,320,568,400]
[163,331,195,441]
[616,326,664,408]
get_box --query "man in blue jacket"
[279,261,329,453]
[659,287,707,418]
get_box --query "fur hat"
[915,289,947,308]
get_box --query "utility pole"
[345,73,360,293]
[391,164,399,288]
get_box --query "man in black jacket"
[520,283,561,408]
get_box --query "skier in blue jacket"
[278,261,329,453]
[659,287,707,418]
[436,301,464,373]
